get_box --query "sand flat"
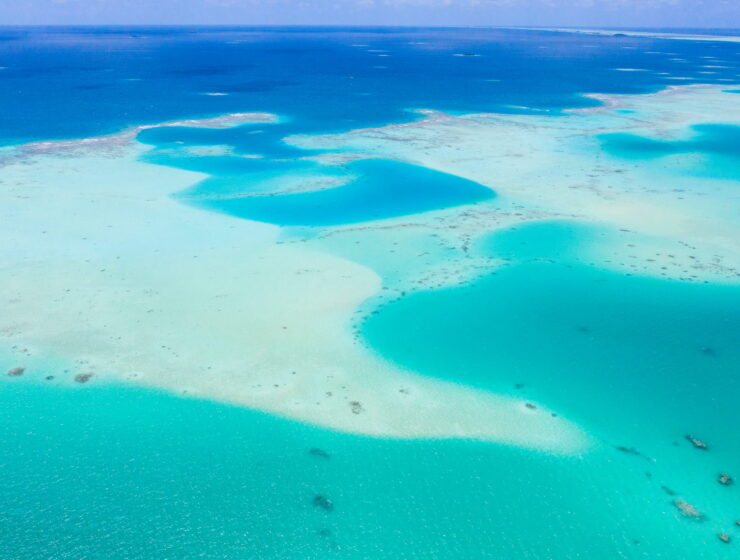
[5,85,740,452]
[293,85,740,285]
[0,116,586,453]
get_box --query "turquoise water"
[1,379,736,560]
[362,221,740,552]
[3,26,740,559]
[478,219,601,262]
[600,124,740,180]
[364,222,740,439]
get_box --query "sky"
[1,0,739,28]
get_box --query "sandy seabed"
[2,85,739,453]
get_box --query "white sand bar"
[0,114,587,453]
[504,26,740,43]
[5,86,739,453]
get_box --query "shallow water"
[364,220,740,445]
[1,380,735,560]
[2,26,740,559]
[362,220,740,555]
[601,124,740,180]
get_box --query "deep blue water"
[2,26,740,146]
[185,159,495,226]
[138,125,495,224]
[2,26,740,559]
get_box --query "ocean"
[1,26,739,559]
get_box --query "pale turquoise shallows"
[1,378,736,560]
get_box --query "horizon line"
[0,24,739,30]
